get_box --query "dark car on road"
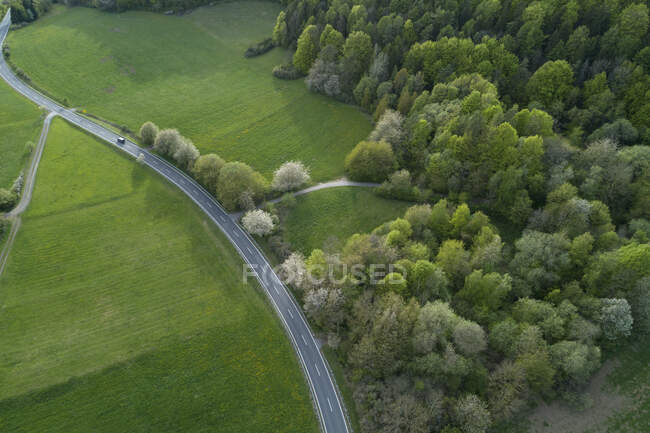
[117,137,125,145]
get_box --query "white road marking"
[287,309,294,319]
[315,364,321,376]
[301,334,308,345]
[273,285,280,295]
[233,231,240,238]
[246,246,253,254]
[327,398,333,412]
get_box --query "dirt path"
[230,178,380,219]
[0,112,55,276]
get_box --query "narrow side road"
[0,111,56,277]
[0,10,350,433]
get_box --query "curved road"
[0,11,349,433]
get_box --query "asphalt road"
[0,10,349,433]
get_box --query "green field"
[6,3,371,181]
[0,79,41,188]
[0,119,318,432]
[283,187,412,254]
[600,340,649,432]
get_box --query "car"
[117,136,126,145]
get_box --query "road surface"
[0,10,350,433]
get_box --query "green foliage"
[455,270,511,325]
[293,24,319,74]
[344,140,396,182]
[192,153,225,194]
[216,161,267,211]
[526,60,574,112]
[138,121,158,146]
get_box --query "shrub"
[244,38,274,58]
[344,140,396,182]
[272,63,301,80]
[139,121,159,146]
[192,153,225,194]
[0,217,9,238]
[153,129,183,156]
[599,298,633,341]
[272,161,310,192]
[173,139,200,170]
[217,162,267,211]
[242,209,275,236]
[0,189,17,212]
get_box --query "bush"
[153,129,183,156]
[242,209,275,236]
[173,139,200,170]
[139,121,159,146]
[244,38,274,58]
[344,140,396,182]
[217,162,268,211]
[0,189,17,212]
[23,141,34,156]
[0,217,8,238]
[272,161,310,192]
[192,153,225,194]
[15,68,31,82]
[272,63,301,80]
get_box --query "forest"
[2,0,647,432]
[263,1,650,432]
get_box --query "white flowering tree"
[241,209,275,236]
[272,161,311,192]
[600,298,633,341]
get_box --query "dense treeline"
[275,0,649,145]
[2,0,52,24]
[277,195,648,433]
[267,1,650,431]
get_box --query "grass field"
[283,187,412,254]
[0,78,41,188]
[0,119,318,432]
[600,340,649,432]
[6,3,371,181]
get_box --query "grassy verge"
[322,346,362,433]
[0,118,319,433]
[7,3,371,181]
[0,77,42,188]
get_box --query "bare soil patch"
[527,361,631,433]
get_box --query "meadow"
[0,78,41,188]
[283,187,412,254]
[0,119,318,432]
[6,3,372,181]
